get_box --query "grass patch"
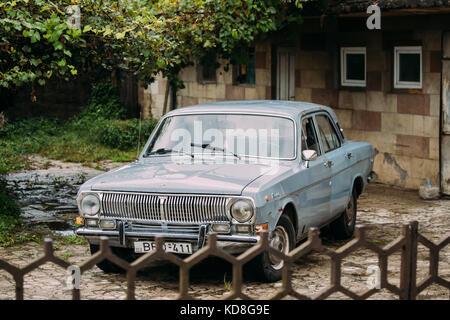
[0,119,154,174]
[0,82,158,175]
[60,252,74,259]
[55,234,87,246]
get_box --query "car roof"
[165,100,338,122]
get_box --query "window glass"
[340,47,366,87]
[233,47,255,85]
[197,52,217,83]
[315,115,341,153]
[301,117,320,155]
[346,53,365,81]
[399,53,421,82]
[394,46,422,89]
[198,61,217,83]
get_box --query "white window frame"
[394,46,422,89]
[340,47,367,87]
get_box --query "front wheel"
[250,215,295,282]
[329,189,357,240]
[89,244,134,274]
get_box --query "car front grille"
[130,222,201,233]
[100,192,230,224]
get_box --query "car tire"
[250,214,296,283]
[89,244,133,274]
[329,189,357,240]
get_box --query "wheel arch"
[353,175,364,198]
[347,175,364,207]
[278,201,299,237]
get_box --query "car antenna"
[136,110,142,160]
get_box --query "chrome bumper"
[367,171,378,182]
[76,226,259,252]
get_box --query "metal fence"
[0,220,448,300]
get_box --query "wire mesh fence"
[0,220,448,300]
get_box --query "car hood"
[87,159,276,195]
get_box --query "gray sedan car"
[75,100,375,282]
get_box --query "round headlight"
[230,199,254,223]
[80,194,100,216]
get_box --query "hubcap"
[268,226,290,270]
[346,196,355,227]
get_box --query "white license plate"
[134,241,192,254]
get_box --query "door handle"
[323,160,334,168]
[346,152,353,159]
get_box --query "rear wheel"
[329,189,357,240]
[251,214,295,282]
[89,244,134,274]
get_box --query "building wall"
[296,29,441,190]
[138,22,444,190]
[177,41,273,106]
[139,41,273,119]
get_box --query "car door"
[297,115,332,230]
[314,113,351,218]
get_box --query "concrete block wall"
[177,41,272,106]
[138,41,272,119]
[299,30,442,189]
[138,76,169,120]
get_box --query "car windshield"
[144,113,296,159]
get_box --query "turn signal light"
[255,224,269,232]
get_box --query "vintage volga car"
[75,100,375,282]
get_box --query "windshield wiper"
[190,143,241,160]
[145,148,194,158]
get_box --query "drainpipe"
[169,83,177,111]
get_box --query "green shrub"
[70,81,158,150]
[0,117,63,140]
[97,118,158,150]
[0,178,22,245]
[79,82,125,120]
[0,179,20,219]
[0,81,159,174]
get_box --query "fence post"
[399,223,411,300]
[399,221,418,300]
[408,221,418,300]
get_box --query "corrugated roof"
[323,0,450,14]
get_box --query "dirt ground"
[0,182,449,300]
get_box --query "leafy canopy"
[0,0,304,89]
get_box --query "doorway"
[441,31,450,195]
[276,47,296,101]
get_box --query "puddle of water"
[6,168,102,234]
[53,230,75,237]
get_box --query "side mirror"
[302,150,318,168]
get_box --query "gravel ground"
[0,183,449,300]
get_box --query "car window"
[146,113,296,159]
[315,114,342,153]
[301,117,320,155]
